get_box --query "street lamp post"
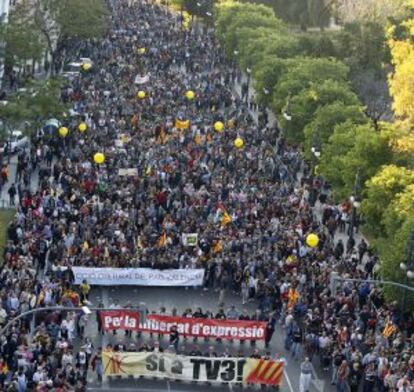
[349,170,361,239]
[330,273,414,295]
[245,67,252,103]
[309,129,321,207]
[0,306,148,337]
[400,229,414,311]
[232,50,239,83]
[282,93,292,121]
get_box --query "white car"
[62,57,94,79]
[0,130,29,155]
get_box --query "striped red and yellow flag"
[383,322,397,338]
[221,211,232,226]
[158,233,167,248]
[244,358,284,386]
[287,288,299,310]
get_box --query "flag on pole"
[175,119,190,129]
[287,288,299,310]
[383,321,397,338]
[158,233,167,248]
[221,211,232,226]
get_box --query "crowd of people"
[0,0,413,391]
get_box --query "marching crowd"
[0,0,413,391]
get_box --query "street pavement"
[85,286,300,392]
[0,151,39,208]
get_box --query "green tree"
[295,34,337,58]
[32,0,109,73]
[23,78,68,130]
[377,218,414,304]
[2,1,45,76]
[319,123,392,200]
[216,2,285,58]
[253,58,292,104]
[216,2,280,39]
[336,21,387,76]
[236,30,299,69]
[303,102,367,154]
[0,78,67,139]
[382,184,414,239]
[244,0,331,28]
[271,57,349,112]
[362,165,414,237]
[278,79,359,143]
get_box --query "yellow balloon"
[214,121,224,133]
[234,137,244,149]
[58,127,68,137]
[137,91,146,99]
[186,90,195,100]
[93,152,105,165]
[138,47,146,55]
[78,122,87,132]
[82,63,92,71]
[306,233,319,248]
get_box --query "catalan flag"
[158,129,167,144]
[175,119,190,129]
[221,211,232,226]
[213,240,222,254]
[383,321,397,338]
[194,134,202,144]
[244,358,284,386]
[137,236,144,250]
[158,233,167,248]
[287,288,299,310]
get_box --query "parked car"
[0,130,29,155]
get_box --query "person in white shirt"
[32,366,47,384]
[300,357,312,392]
[62,350,74,368]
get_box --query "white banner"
[102,352,284,386]
[134,73,150,84]
[72,267,205,286]
[118,168,138,176]
[181,233,198,246]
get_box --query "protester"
[300,357,312,392]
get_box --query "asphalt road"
[83,286,329,392]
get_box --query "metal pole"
[349,170,360,239]
[401,275,408,313]
[333,277,414,292]
[401,229,414,311]
[0,306,144,337]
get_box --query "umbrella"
[43,118,61,133]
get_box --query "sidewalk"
[0,151,39,208]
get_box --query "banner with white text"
[103,352,284,386]
[72,267,204,286]
[99,311,266,341]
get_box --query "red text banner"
[100,310,140,331]
[99,311,266,341]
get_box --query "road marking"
[101,287,109,388]
[167,380,171,391]
[283,369,295,392]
